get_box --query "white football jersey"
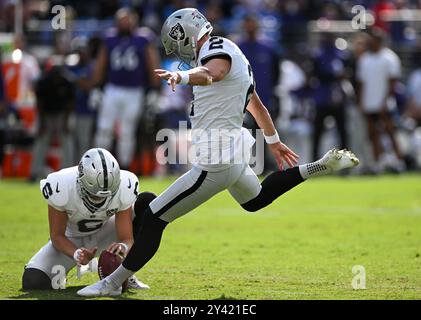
[191,36,256,171]
[39,167,139,237]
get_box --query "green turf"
[0,174,420,300]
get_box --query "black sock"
[123,207,168,271]
[242,167,304,212]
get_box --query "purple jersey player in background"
[92,8,160,170]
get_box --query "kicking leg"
[240,167,305,212]
[233,149,359,212]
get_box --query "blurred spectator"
[99,0,122,19]
[373,0,395,33]
[405,46,421,125]
[1,0,421,176]
[66,36,98,160]
[356,28,404,172]
[280,0,309,49]
[320,1,344,20]
[310,33,348,160]
[30,65,76,181]
[162,0,199,19]
[92,8,161,170]
[389,0,413,44]
[349,32,369,89]
[7,36,41,119]
[204,2,227,37]
[238,15,280,171]
[155,58,192,175]
[277,53,311,164]
[0,49,6,176]
[238,15,280,118]
[403,45,421,169]
[347,31,374,173]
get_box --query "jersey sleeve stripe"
[200,53,232,66]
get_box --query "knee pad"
[132,192,158,235]
[134,192,157,217]
[22,268,52,290]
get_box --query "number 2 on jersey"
[209,37,224,50]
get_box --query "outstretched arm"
[247,91,299,170]
[154,57,231,91]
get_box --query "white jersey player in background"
[22,148,149,290]
[78,8,359,296]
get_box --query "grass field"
[0,174,420,300]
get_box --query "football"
[97,250,128,291]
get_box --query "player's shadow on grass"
[213,294,238,300]
[9,286,140,300]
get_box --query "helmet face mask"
[174,39,198,70]
[161,8,213,68]
[77,148,121,212]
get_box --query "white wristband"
[118,242,128,253]
[264,131,280,144]
[73,248,82,262]
[177,71,190,85]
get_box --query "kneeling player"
[22,148,150,290]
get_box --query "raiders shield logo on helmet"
[169,23,185,41]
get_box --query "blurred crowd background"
[1,0,421,180]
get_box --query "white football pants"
[149,163,262,223]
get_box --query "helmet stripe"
[97,149,108,190]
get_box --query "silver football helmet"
[77,148,120,212]
[161,8,213,68]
